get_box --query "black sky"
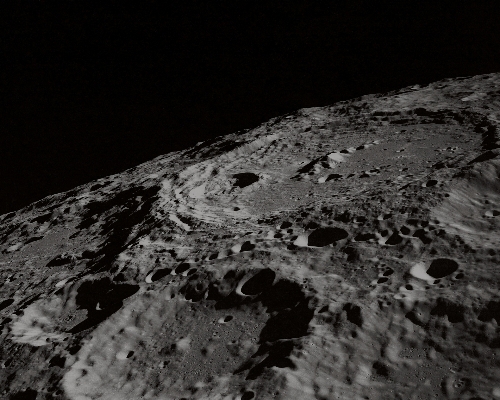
[1,1,500,215]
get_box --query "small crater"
[46,253,77,267]
[318,305,329,313]
[485,210,500,217]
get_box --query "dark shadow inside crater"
[181,268,314,380]
[385,232,403,245]
[240,241,256,252]
[175,263,191,274]
[478,301,500,323]
[73,185,160,275]
[67,277,139,334]
[241,269,276,296]
[308,227,348,247]
[0,298,14,311]
[9,388,38,400]
[151,268,172,282]
[343,303,363,327]
[430,297,465,323]
[354,232,376,241]
[279,221,293,229]
[238,278,314,380]
[233,173,259,188]
[426,258,458,279]
[326,173,343,181]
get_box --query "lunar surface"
[1,72,500,400]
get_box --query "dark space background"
[1,1,499,214]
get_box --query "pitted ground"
[0,73,500,399]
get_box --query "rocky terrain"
[1,72,500,399]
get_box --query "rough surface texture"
[1,73,500,399]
